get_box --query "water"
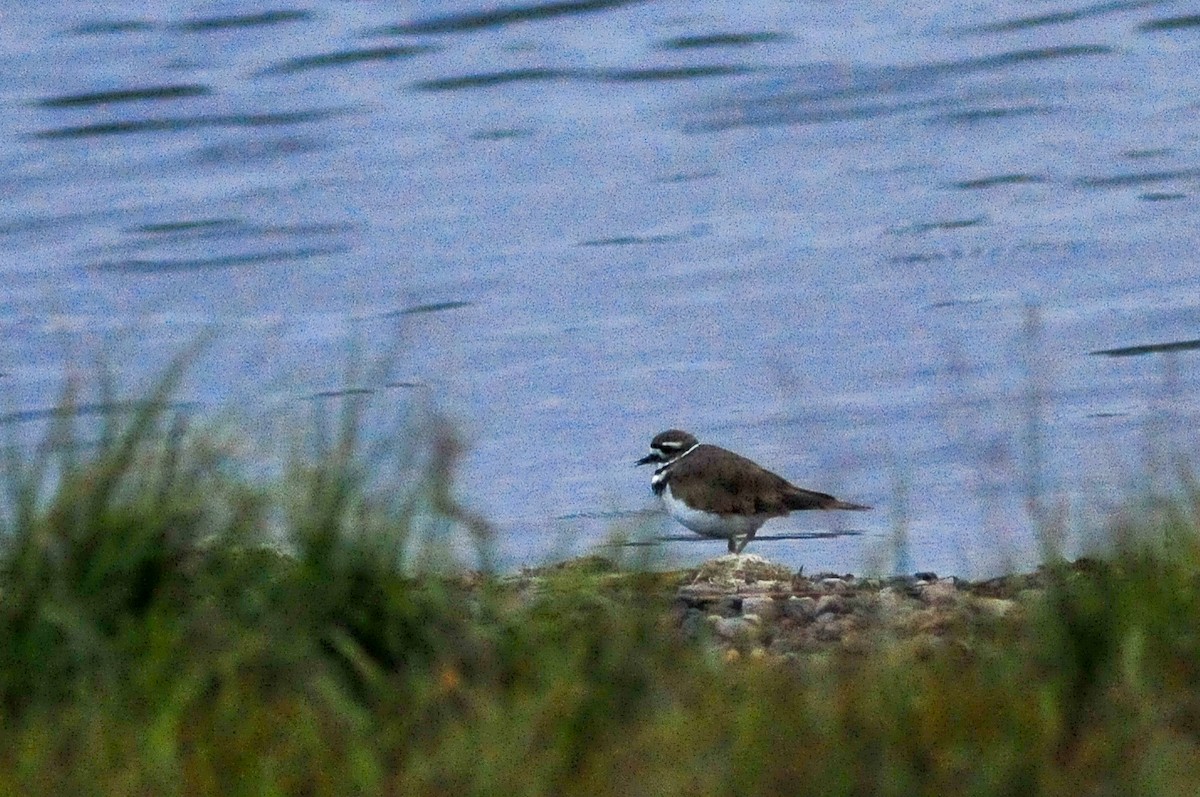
[3,1,1200,576]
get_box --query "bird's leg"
[734,527,759,554]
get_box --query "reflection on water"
[2,0,1200,576]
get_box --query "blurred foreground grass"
[2,374,1200,795]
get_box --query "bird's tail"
[824,498,871,511]
[785,488,872,512]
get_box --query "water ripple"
[1139,14,1200,31]
[1091,339,1200,357]
[929,44,1114,75]
[30,108,349,139]
[960,0,1166,34]
[190,136,325,164]
[414,68,570,91]
[952,174,1046,189]
[930,104,1055,124]
[134,219,239,235]
[657,32,788,50]
[375,0,650,35]
[579,233,689,247]
[689,46,1110,131]
[1075,167,1200,188]
[899,217,989,234]
[379,301,474,317]
[69,19,154,35]
[260,45,439,75]
[36,85,210,107]
[600,65,752,82]
[175,10,311,32]
[414,65,747,91]
[91,247,348,274]
[127,219,355,241]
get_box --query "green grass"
[2,369,1200,795]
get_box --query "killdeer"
[636,429,870,553]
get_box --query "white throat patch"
[650,443,699,488]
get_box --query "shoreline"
[515,552,1058,659]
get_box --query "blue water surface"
[3,0,1200,575]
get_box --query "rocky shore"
[517,553,1057,661]
[672,553,1049,661]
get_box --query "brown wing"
[670,445,794,516]
[670,445,870,514]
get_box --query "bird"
[636,429,869,553]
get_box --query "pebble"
[741,596,779,621]
[876,587,914,620]
[819,577,850,594]
[660,554,1064,662]
[691,554,793,588]
[712,615,761,642]
[740,580,787,595]
[677,583,727,604]
[814,594,850,617]
[905,607,957,636]
[813,614,849,642]
[918,579,959,607]
[783,596,817,621]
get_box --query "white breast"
[661,484,768,539]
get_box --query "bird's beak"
[635,453,656,467]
